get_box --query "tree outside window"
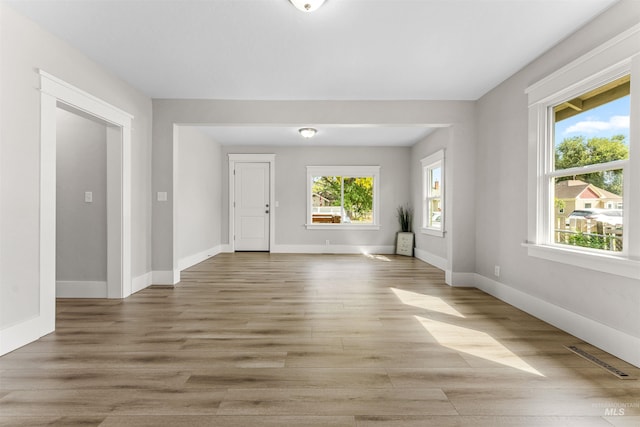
[312,176,373,223]
[552,75,630,252]
[306,166,380,228]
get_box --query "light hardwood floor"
[1,253,639,426]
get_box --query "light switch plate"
[84,191,93,203]
[157,191,168,202]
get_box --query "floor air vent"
[565,345,633,380]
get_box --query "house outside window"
[306,166,380,230]
[526,29,640,278]
[552,76,629,252]
[421,150,444,237]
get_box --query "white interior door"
[234,162,270,251]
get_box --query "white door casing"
[228,154,275,252]
[25,70,133,354]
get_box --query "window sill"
[305,224,381,231]
[421,227,445,237]
[523,242,640,279]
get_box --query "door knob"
[265,210,270,214]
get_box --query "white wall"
[56,108,107,283]
[475,0,640,365]
[221,145,411,251]
[176,126,222,269]
[0,4,152,352]
[411,128,450,270]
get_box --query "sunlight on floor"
[415,315,545,377]
[391,287,465,318]
[363,253,391,262]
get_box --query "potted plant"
[396,205,414,256]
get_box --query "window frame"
[525,25,640,279]
[305,165,380,230]
[421,150,445,237]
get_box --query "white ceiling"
[5,0,619,146]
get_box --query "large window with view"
[552,75,629,253]
[527,28,639,278]
[306,166,380,229]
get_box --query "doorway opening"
[39,71,133,334]
[55,107,108,297]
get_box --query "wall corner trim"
[414,248,447,271]
[132,272,153,294]
[56,281,108,298]
[178,245,223,271]
[448,272,476,287]
[152,270,179,286]
[0,316,51,356]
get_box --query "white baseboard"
[475,274,640,368]
[56,281,107,298]
[132,272,152,294]
[178,245,223,271]
[271,244,395,254]
[152,270,179,285]
[413,249,473,288]
[448,272,476,287]
[0,315,51,356]
[414,248,448,270]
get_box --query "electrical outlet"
[494,265,501,277]
[325,240,330,245]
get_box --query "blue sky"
[555,95,630,144]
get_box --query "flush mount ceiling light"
[299,127,317,138]
[289,0,326,13]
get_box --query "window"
[526,31,640,278]
[306,166,380,229]
[552,76,629,253]
[421,150,444,237]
